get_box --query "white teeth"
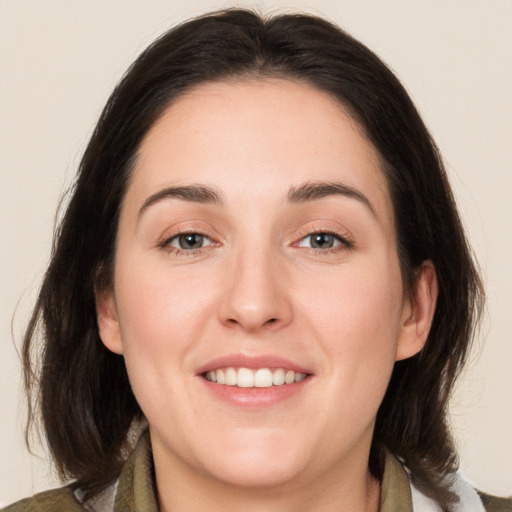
[272,368,285,385]
[237,368,254,388]
[204,367,308,388]
[254,368,273,388]
[225,368,237,386]
[285,370,295,384]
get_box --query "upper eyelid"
[154,220,354,247]
[291,221,357,251]
[158,222,220,240]
[293,222,354,241]
[300,231,345,241]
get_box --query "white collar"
[410,470,485,512]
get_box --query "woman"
[5,9,511,512]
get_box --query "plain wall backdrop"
[1,0,511,505]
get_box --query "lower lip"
[200,377,311,408]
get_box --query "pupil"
[179,233,203,249]
[311,233,333,248]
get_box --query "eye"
[297,232,346,250]
[166,233,212,250]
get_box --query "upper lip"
[196,353,312,375]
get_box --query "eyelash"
[295,229,353,254]
[157,228,353,257]
[157,231,214,256]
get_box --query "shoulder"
[2,486,84,512]
[478,491,512,512]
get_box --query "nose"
[218,245,293,332]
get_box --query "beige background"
[1,0,511,505]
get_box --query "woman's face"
[98,79,434,491]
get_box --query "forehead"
[125,79,394,229]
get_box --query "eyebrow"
[137,180,376,218]
[288,181,376,217]
[138,184,223,218]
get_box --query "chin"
[196,430,311,489]
[206,454,306,489]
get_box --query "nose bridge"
[219,237,292,331]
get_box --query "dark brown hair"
[23,9,483,509]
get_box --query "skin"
[97,79,437,512]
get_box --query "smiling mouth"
[203,367,309,388]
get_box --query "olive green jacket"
[4,434,511,511]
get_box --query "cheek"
[111,259,219,425]
[303,258,403,334]
[298,259,404,396]
[115,258,211,339]
[112,258,218,392]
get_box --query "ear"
[95,287,123,355]
[396,260,438,361]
